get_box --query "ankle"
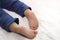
[9,22,25,34]
[24,9,32,16]
[9,22,19,32]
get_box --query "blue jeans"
[0,0,31,32]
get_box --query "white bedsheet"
[0,0,60,40]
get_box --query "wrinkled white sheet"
[0,0,60,40]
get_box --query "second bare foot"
[9,22,37,39]
[24,9,39,30]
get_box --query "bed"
[0,0,60,40]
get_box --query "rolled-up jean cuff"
[2,18,19,32]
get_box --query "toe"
[30,26,38,30]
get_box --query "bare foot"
[24,9,39,30]
[9,22,37,39]
[16,27,37,39]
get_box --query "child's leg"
[9,9,38,39]
[24,9,39,30]
[9,22,37,39]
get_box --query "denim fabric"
[0,0,31,32]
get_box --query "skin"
[9,9,39,39]
[24,9,39,30]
